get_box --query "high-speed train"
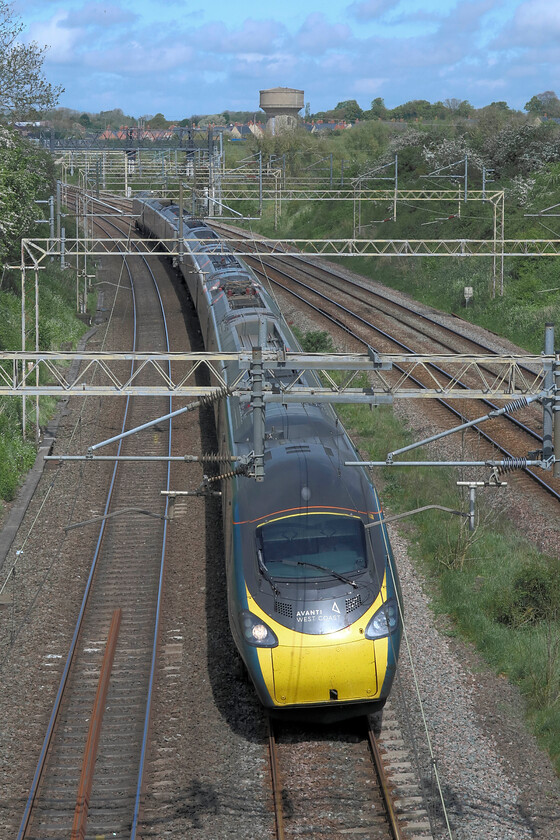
[134,195,402,722]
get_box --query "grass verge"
[296,329,560,772]
[0,260,92,512]
[338,397,560,775]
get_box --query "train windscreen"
[258,513,367,579]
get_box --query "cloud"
[27,11,82,63]
[26,0,560,119]
[64,3,137,28]
[197,18,285,54]
[494,0,560,47]
[319,52,357,75]
[295,13,351,53]
[353,76,388,95]
[434,0,496,39]
[347,0,395,22]
[83,39,195,75]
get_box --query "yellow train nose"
[271,638,385,705]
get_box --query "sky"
[14,0,560,120]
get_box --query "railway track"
[70,194,442,838]
[19,190,554,839]
[17,201,175,838]
[267,712,433,839]
[74,204,556,502]
[210,221,560,503]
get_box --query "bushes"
[494,558,560,628]
[297,329,334,353]
[243,120,560,355]
[327,357,560,772]
[0,400,36,500]
[0,289,21,350]
[0,261,88,508]
[0,128,53,265]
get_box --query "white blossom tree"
[0,1,63,117]
[0,125,52,264]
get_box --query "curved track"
[28,192,554,840]
[18,200,174,839]
[211,222,559,503]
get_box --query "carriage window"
[257,514,367,579]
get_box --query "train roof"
[236,440,376,526]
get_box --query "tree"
[369,97,388,119]
[473,102,517,144]
[391,99,433,121]
[148,113,168,129]
[443,98,473,118]
[524,91,560,118]
[430,101,449,120]
[335,99,364,121]
[456,100,474,118]
[0,1,63,117]
[444,97,462,111]
[0,126,52,265]
[78,112,91,128]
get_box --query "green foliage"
[390,99,446,121]
[0,260,88,507]
[482,121,560,178]
[242,118,560,355]
[299,330,334,352]
[368,98,388,120]
[148,112,169,128]
[97,107,137,129]
[0,127,54,264]
[494,559,560,627]
[35,266,87,350]
[334,397,560,771]
[335,99,363,121]
[524,91,560,117]
[0,399,36,500]
[0,288,20,350]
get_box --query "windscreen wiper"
[283,559,358,588]
[257,549,280,595]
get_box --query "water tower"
[259,87,304,134]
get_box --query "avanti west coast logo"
[295,602,341,622]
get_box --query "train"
[133,195,402,722]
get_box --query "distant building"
[259,87,304,134]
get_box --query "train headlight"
[364,599,399,640]
[240,610,278,647]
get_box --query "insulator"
[206,465,248,484]
[498,457,527,473]
[198,385,231,408]
[198,451,238,464]
[503,397,530,414]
